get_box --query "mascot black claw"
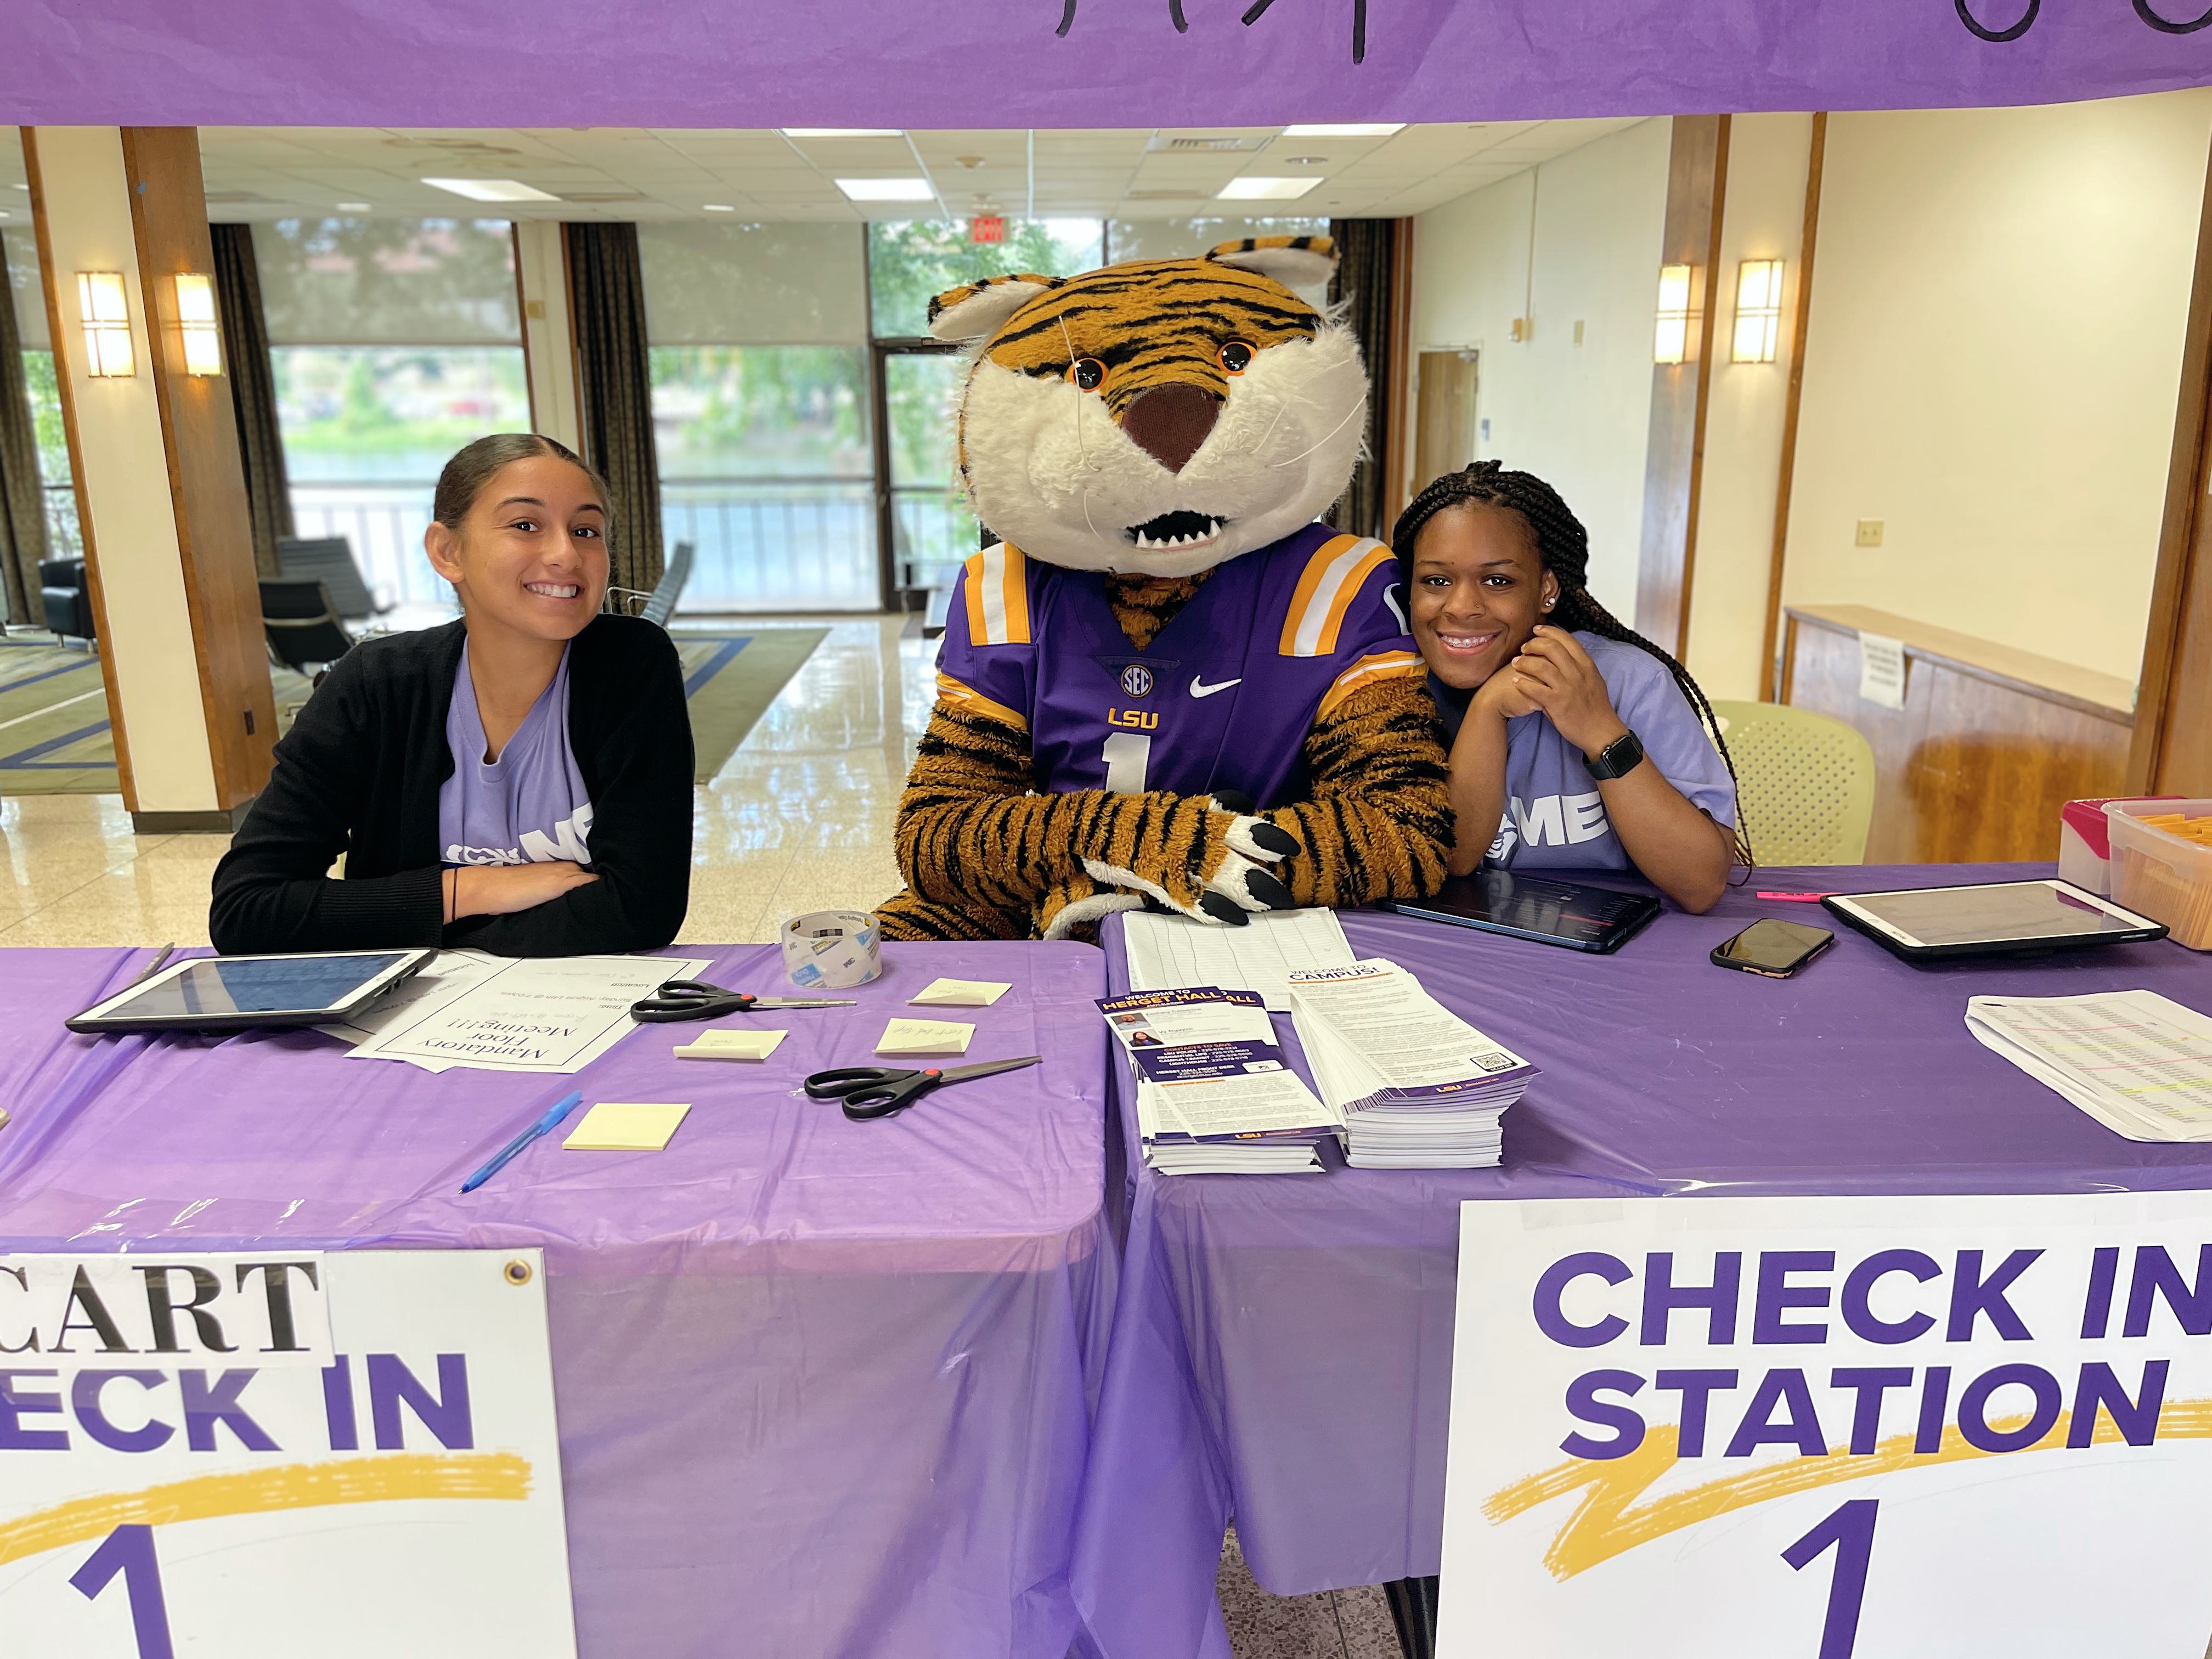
[877,236,1453,943]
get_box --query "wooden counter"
[1780,605,2135,864]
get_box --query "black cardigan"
[210,616,693,957]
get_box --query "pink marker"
[1757,891,1832,902]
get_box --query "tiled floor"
[0,612,1410,1659]
[1219,1530,1403,1659]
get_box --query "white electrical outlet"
[1855,519,1884,548]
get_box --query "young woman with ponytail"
[211,433,693,956]
[1393,460,1746,913]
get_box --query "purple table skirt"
[0,940,1116,1659]
[1072,866,2212,1658]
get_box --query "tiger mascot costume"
[876,235,1453,943]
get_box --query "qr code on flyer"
[1473,1053,1513,1073]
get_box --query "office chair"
[275,536,388,625]
[259,579,354,680]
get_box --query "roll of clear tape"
[780,909,883,991]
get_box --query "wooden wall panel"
[1782,609,2131,864]
[1635,115,1729,657]
[2128,122,2212,795]
[121,126,276,809]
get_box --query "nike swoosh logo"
[1189,675,1242,699]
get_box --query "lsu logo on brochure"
[1120,664,1154,698]
[1108,708,1159,730]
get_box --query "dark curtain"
[1329,217,1400,544]
[0,235,49,627]
[565,223,665,595]
[210,223,295,578]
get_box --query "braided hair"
[1392,460,1751,867]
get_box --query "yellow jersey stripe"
[1317,650,1425,720]
[998,543,1031,643]
[1277,534,1362,656]
[935,671,1028,733]
[961,543,1032,646]
[1282,535,1392,657]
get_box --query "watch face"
[1586,732,1644,778]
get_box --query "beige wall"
[1782,91,2212,688]
[1684,112,1815,702]
[1408,119,1671,617]
[31,126,221,814]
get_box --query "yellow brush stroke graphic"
[1485,1397,2212,1580]
[0,1452,532,1569]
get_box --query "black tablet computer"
[1822,879,2167,961]
[67,949,435,1034]
[1380,870,1663,953]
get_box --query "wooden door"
[1415,349,1479,488]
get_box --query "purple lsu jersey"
[935,521,1424,807]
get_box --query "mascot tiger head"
[927,236,1366,579]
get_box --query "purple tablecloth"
[1072,866,2212,1658]
[0,940,1114,1659]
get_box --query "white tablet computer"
[1821,879,2167,961]
[66,949,435,1034]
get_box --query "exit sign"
[970,216,1006,244]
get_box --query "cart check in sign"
[0,1249,575,1658]
[1441,1194,2212,1657]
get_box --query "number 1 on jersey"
[1101,732,1152,793]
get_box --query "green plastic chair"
[1708,701,1877,866]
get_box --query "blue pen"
[460,1090,585,1194]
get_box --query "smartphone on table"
[1710,917,1835,979]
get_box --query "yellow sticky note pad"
[675,1029,787,1062]
[564,1101,692,1152]
[909,978,1013,1008]
[876,1018,975,1056]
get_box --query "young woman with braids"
[1395,461,1742,913]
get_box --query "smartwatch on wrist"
[1583,730,1645,780]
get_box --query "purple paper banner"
[1,0,2208,129]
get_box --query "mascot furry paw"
[877,236,1452,943]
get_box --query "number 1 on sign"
[1782,1498,1877,1659]
[70,1525,176,1659]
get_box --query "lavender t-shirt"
[438,642,594,868]
[1429,631,1735,870]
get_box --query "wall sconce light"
[1731,258,1785,364]
[174,273,223,376]
[76,272,136,378]
[1653,264,1696,366]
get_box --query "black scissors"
[630,979,857,1024]
[803,1056,1042,1120]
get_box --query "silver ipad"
[67,949,435,1034]
[1822,879,2166,960]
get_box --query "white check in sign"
[1440,1194,2212,1657]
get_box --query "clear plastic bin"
[2105,797,2212,951]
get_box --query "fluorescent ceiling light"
[785,128,903,138]
[420,177,562,203]
[336,201,372,211]
[1280,123,1404,137]
[836,177,936,201]
[1217,177,1323,200]
[702,203,735,212]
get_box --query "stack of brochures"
[1965,989,2212,1143]
[1099,987,1339,1173]
[1287,960,1537,1169]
